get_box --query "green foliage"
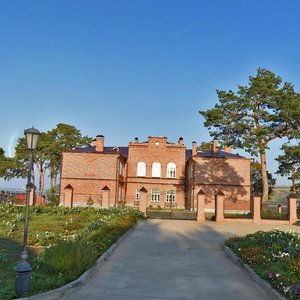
[226,229,300,298]
[289,259,300,277]
[46,123,92,186]
[47,187,60,206]
[0,205,144,299]
[239,245,265,265]
[197,141,212,151]
[1,123,92,201]
[261,212,288,220]
[200,68,300,201]
[251,161,276,195]
[0,148,19,179]
[86,195,94,207]
[276,143,300,193]
[39,240,98,281]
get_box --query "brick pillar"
[29,185,35,206]
[215,190,225,222]
[64,185,74,208]
[139,187,148,217]
[289,193,298,225]
[252,192,261,223]
[101,186,110,208]
[197,190,205,222]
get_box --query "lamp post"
[15,127,40,297]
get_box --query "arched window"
[137,162,146,177]
[152,162,161,177]
[167,162,176,178]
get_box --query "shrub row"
[226,229,300,299]
[0,206,144,300]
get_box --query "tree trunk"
[291,165,296,192]
[259,146,269,202]
[36,163,45,206]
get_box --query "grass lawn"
[0,205,144,300]
[225,230,300,299]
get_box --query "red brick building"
[60,136,250,212]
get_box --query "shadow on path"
[61,220,298,300]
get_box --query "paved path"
[61,220,300,300]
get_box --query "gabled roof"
[70,146,129,158]
[186,149,247,160]
[186,149,192,160]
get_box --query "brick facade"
[59,136,251,211]
[186,142,251,212]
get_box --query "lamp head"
[24,127,40,150]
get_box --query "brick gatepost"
[289,193,298,225]
[101,186,111,208]
[64,184,74,208]
[252,192,261,223]
[29,184,35,206]
[215,190,225,222]
[139,187,148,217]
[197,189,206,222]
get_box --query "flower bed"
[0,205,144,300]
[225,229,300,299]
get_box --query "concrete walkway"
[61,220,300,300]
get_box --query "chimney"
[178,137,183,145]
[224,146,232,153]
[211,140,218,153]
[134,137,139,143]
[95,135,104,152]
[192,141,197,156]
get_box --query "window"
[152,162,161,177]
[151,189,160,202]
[188,163,193,178]
[118,186,123,202]
[135,188,141,201]
[167,162,176,178]
[119,162,124,175]
[166,190,176,202]
[137,162,146,177]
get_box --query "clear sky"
[1,0,300,189]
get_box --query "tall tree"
[197,141,212,151]
[2,123,92,205]
[276,142,300,192]
[46,123,92,188]
[200,68,300,201]
[0,148,17,179]
[12,133,50,204]
[251,161,276,196]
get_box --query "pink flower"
[268,272,273,279]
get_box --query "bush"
[289,259,300,277]
[239,245,266,265]
[40,239,98,281]
[47,187,60,206]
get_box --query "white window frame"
[137,162,146,177]
[152,162,161,177]
[151,189,160,202]
[166,190,176,202]
[118,186,123,202]
[135,188,141,201]
[167,162,176,178]
[188,163,193,178]
[119,162,124,175]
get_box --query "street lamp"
[15,127,40,297]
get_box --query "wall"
[60,152,122,207]
[187,156,251,211]
[125,137,186,208]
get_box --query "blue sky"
[1,0,300,189]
